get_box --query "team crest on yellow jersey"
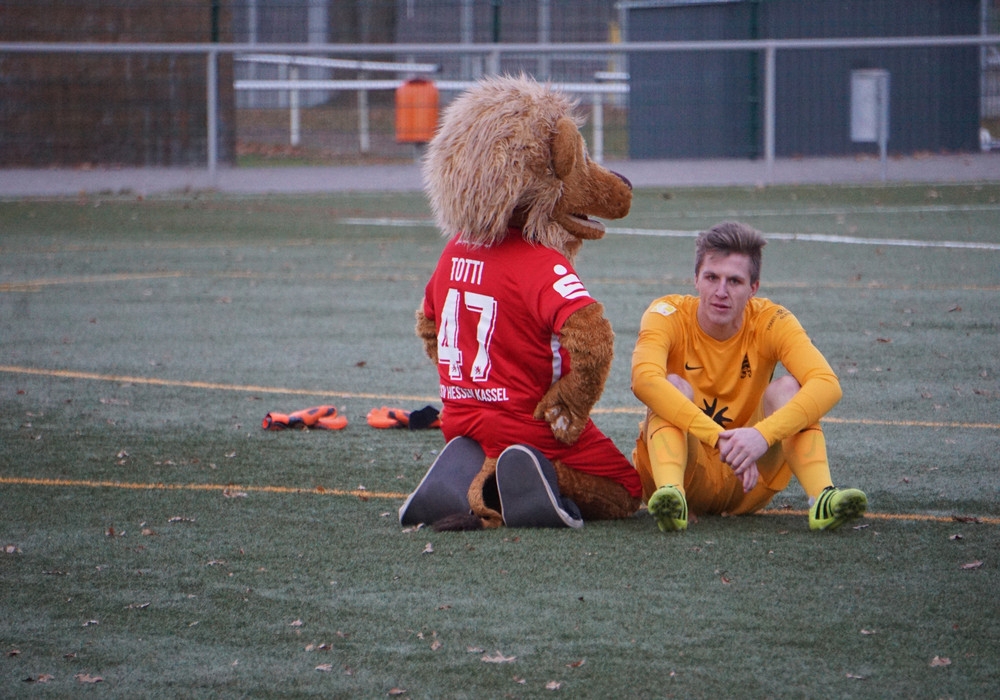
[651,301,677,317]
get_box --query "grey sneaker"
[495,444,583,529]
[399,437,485,526]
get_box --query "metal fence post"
[289,65,301,146]
[591,91,604,163]
[763,42,776,184]
[206,46,218,180]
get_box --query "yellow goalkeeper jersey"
[631,294,842,448]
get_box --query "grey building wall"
[627,0,981,159]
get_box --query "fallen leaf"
[422,542,434,554]
[4,544,21,554]
[6,649,20,657]
[315,664,333,672]
[960,560,984,570]
[75,673,104,683]
[430,640,443,651]
[952,515,982,524]
[566,659,586,668]
[876,337,892,343]
[947,305,962,312]
[388,688,407,696]
[513,676,526,684]
[290,619,304,627]
[929,656,952,667]
[481,650,516,664]
[546,680,563,690]
[949,534,963,541]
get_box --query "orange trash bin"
[395,78,439,144]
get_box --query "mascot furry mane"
[422,74,629,258]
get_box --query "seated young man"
[631,221,867,532]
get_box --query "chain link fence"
[2,0,998,167]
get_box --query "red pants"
[442,407,642,498]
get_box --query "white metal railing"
[3,36,999,180]
[235,53,440,150]
[232,72,626,161]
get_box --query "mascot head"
[422,74,632,258]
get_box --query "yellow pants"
[633,412,793,516]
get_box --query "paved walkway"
[1,153,998,197]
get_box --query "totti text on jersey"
[440,384,510,402]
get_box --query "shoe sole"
[811,489,868,530]
[648,488,687,532]
[496,445,583,529]
[398,437,485,526]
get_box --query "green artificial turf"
[1,183,998,697]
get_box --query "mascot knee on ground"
[399,75,643,530]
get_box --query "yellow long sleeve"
[631,295,841,448]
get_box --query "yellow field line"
[756,509,1000,525]
[1,476,995,525]
[0,271,187,292]
[3,364,998,430]
[593,406,999,430]
[0,365,437,404]
[0,476,407,500]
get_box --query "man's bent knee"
[763,375,800,415]
[667,374,694,400]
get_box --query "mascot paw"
[542,405,585,445]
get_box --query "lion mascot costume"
[399,75,642,530]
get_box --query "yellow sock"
[783,425,834,501]
[649,424,688,497]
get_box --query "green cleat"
[809,486,868,531]
[648,485,688,532]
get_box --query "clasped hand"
[717,427,769,493]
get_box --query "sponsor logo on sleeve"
[551,264,591,300]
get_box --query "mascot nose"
[612,170,632,190]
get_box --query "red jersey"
[423,232,597,419]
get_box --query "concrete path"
[1,153,997,197]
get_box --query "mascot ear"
[552,116,580,180]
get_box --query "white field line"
[607,228,1000,250]
[337,217,1000,251]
